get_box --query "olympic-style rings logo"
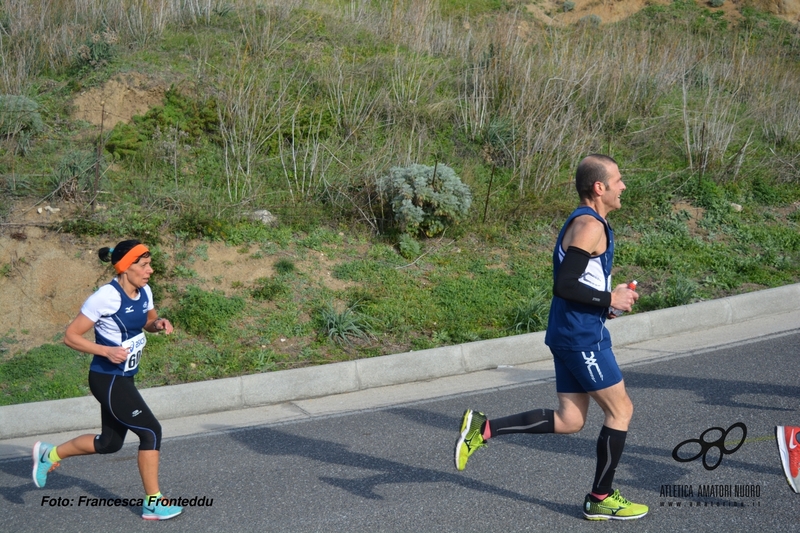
[671,422,747,471]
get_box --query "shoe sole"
[584,511,648,521]
[142,510,182,521]
[454,410,473,471]
[32,441,45,488]
[776,426,799,493]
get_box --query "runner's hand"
[610,283,638,313]
[152,318,174,334]
[105,346,129,364]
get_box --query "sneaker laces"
[467,415,486,443]
[465,425,486,447]
[610,491,630,505]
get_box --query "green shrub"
[171,286,245,337]
[274,258,296,275]
[398,234,421,259]
[104,121,146,159]
[751,176,785,204]
[58,206,165,243]
[75,29,118,69]
[663,276,699,307]
[251,277,287,301]
[50,150,105,201]
[563,1,576,12]
[318,303,375,345]
[510,294,551,333]
[709,0,724,7]
[638,276,699,310]
[172,209,231,239]
[105,87,218,159]
[378,163,472,237]
[0,95,43,137]
[579,14,602,26]
[0,95,44,155]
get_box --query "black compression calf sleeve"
[489,409,555,437]
[592,425,628,495]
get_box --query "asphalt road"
[2,330,798,532]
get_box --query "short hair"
[575,154,618,200]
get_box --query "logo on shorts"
[132,409,142,417]
[582,351,603,382]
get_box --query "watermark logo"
[672,422,747,471]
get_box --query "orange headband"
[114,244,150,274]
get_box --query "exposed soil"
[71,72,167,130]
[0,221,104,355]
[529,0,800,25]
[0,202,359,357]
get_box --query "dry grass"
[3,0,800,206]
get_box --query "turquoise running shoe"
[454,409,487,471]
[142,496,183,521]
[32,441,59,488]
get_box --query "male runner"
[454,154,648,521]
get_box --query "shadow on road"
[229,425,581,519]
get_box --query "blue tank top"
[545,206,614,351]
[88,279,150,376]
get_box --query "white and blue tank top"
[545,206,614,351]
[81,278,153,376]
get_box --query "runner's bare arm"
[64,312,128,363]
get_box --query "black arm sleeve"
[553,246,612,307]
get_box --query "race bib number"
[121,333,146,372]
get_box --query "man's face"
[598,164,625,211]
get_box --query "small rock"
[730,203,742,212]
[249,210,277,225]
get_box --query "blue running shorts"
[551,347,623,393]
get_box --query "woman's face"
[124,256,154,288]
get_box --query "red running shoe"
[776,426,800,493]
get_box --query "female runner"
[32,239,182,520]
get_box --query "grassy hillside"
[1,0,800,404]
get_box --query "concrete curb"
[3,283,799,440]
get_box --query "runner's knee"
[556,409,586,433]
[134,421,162,451]
[94,432,124,454]
[605,396,633,427]
[619,395,634,421]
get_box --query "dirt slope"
[527,0,800,26]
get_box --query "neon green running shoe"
[583,490,648,520]
[454,409,487,471]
